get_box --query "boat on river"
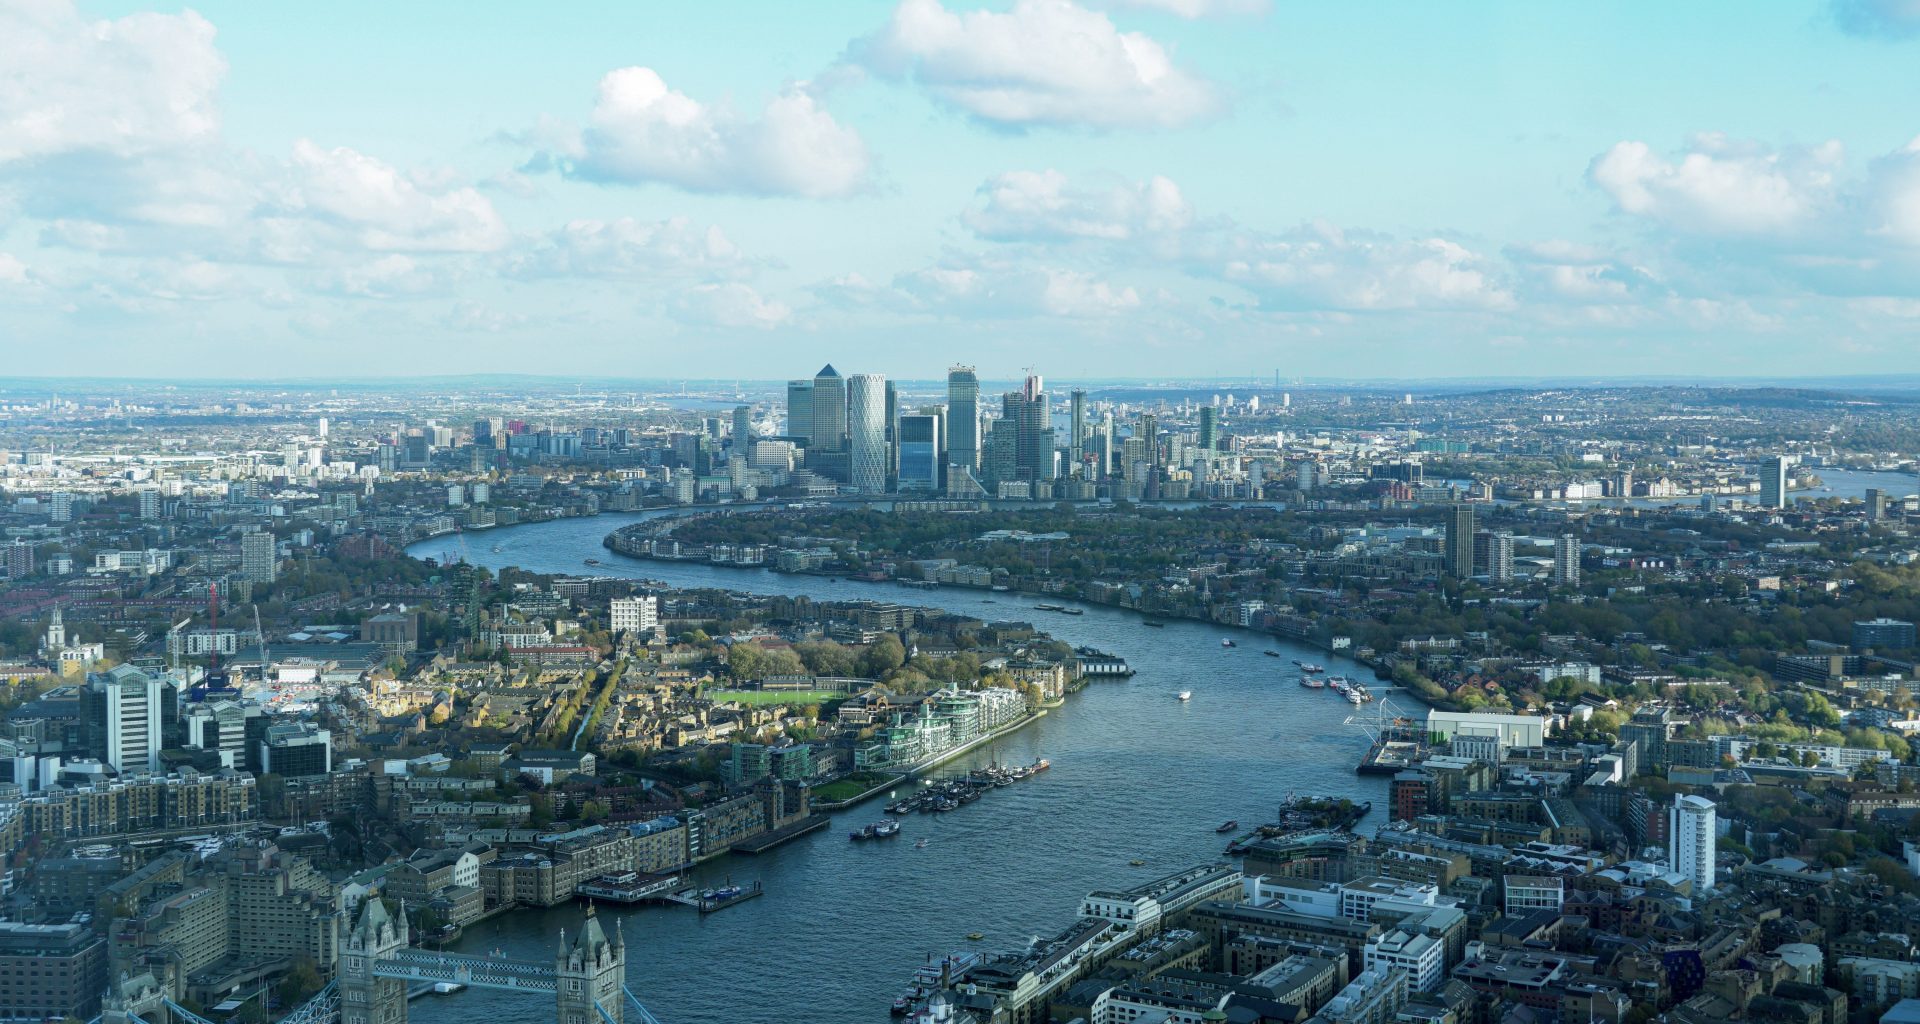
[1177,691,1192,701]
[1221,638,1236,648]
[1215,820,1238,833]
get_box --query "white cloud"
[505,217,748,280]
[1587,134,1843,236]
[561,67,870,198]
[1222,222,1514,312]
[1094,0,1269,17]
[284,140,508,253]
[1865,137,1920,246]
[965,169,1193,241]
[0,0,226,163]
[1831,0,1920,37]
[853,0,1220,129]
[1505,240,1661,305]
[673,282,793,329]
[0,253,27,285]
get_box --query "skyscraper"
[1444,505,1475,580]
[947,365,981,477]
[731,405,754,446]
[847,374,888,494]
[1198,406,1218,451]
[90,665,165,774]
[897,413,943,491]
[811,365,847,453]
[241,531,277,584]
[1069,389,1087,476]
[1866,488,1888,521]
[884,379,900,485]
[1005,376,1052,482]
[1474,530,1513,582]
[1759,455,1789,509]
[1553,534,1581,586]
[785,379,813,443]
[1668,794,1716,892]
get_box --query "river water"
[402,512,1390,1024]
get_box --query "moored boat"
[1215,820,1238,833]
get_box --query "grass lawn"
[707,689,839,706]
[811,772,899,803]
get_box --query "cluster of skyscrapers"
[781,365,1146,499]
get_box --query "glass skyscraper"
[897,413,942,491]
[847,374,888,494]
[946,366,980,475]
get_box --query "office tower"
[785,379,813,443]
[241,531,277,583]
[884,380,900,483]
[1668,794,1716,892]
[1759,455,1789,509]
[259,722,333,777]
[947,365,981,475]
[731,405,754,446]
[1004,376,1052,482]
[810,364,847,452]
[1612,469,1634,499]
[1866,488,1887,521]
[375,442,397,473]
[91,665,165,773]
[897,413,943,491]
[847,374,888,494]
[982,419,1019,489]
[1443,505,1475,580]
[472,418,494,449]
[1553,534,1581,586]
[1069,390,1087,476]
[1198,405,1218,451]
[1474,530,1513,582]
[1138,413,1159,469]
[1101,411,1115,477]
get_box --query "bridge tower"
[555,904,625,1024]
[340,899,409,1024]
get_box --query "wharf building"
[851,686,1029,770]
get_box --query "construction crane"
[253,604,270,678]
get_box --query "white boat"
[1177,691,1192,701]
[1347,692,1365,705]
[432,983,466,995]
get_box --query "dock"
[660,880,764,913]
[730,813,831,854]
[576,871,684,904]
[1356,738,1425,775]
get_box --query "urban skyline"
[6,1,1920,377]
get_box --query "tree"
[861,635,906,678]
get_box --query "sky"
[3,0,1920,381]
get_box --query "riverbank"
[403,513,1394,1024]
[603,520,1417,703]
[815,707,1053,813]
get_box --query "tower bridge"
[97,901,662,1024]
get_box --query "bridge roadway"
[373,949,559,991]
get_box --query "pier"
[660,881,764,913]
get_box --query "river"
[402,512,1389,1024]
